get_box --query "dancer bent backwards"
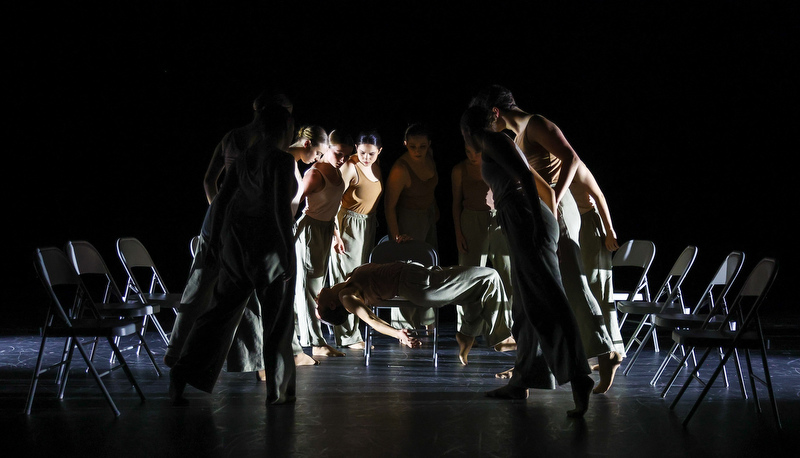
[316,261,513,365]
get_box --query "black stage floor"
[1,321,797,457]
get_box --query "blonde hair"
[295,125,328,146]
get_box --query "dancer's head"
[403,122,431,160]
[324,130,354,169]
[257,97,294,149]
[356,130,383,167]
[315,287,348,326]
[294,125,328,164]
[460,105,494,152]
[469,84,518,112]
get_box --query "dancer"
[451,144,515,358]
[316,261,510,363]
[170,99,298,406]
[383,123,439,330]
[167,92,298,382]
[570,162,626,380]
[294,130,351,357]
[460,105,593,417]
[471,84,620,394]
[327,130,384,349]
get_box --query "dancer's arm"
[339,288,421,348]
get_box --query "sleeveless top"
[348,262,404,305]
[516,115,561,185]
[222,123,264,168]
[304,165,346,222]
[341,158,383,215]
[395,156,438,210]
[459,161,491,211]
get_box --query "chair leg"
[670,347,714,409]
[732,348,748,399]
[651,342,681,386]
[622,325,655,376]
[74,338,121,417]
[137,331,162,376]
[24,335,49,415]
[661,345,696,398]
[58,342,77,399]
[107,337,145,402]
[432,308,439,367]
[758,341,782,429]
[682,346,737,426]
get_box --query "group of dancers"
[167,85,626,417]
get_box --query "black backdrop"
[10,2,796,331]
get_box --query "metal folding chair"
[651,251,745,391]
[612,240,656,317]
[27,247,153,417]
[668,258,781,429]
[617,245,697,375]
[365,237,440,366]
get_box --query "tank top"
[304,164,346,221]
[516,115,562,185]
[341,159,383,215]
[459,161,491,211]
[395,156,438,210]
[348,262,404,304]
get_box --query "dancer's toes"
[495,367,514,379]
[567,374,594,417]
[313,345,345,357]
[256,370,266,382]
[346,341,366,350]
[295,353,320,366]
[593,352,622,394]
[486,384,529,400]
[456,332,475,366]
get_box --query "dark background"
[10,2,796,331]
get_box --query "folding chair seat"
[27,247,154,417]
[668,258,781,429]
[66,240,169,350]
[617,245,697,375]
[116,237,182,316]
[611,240,656,314]
[365,237,440,366]
[651,251,745,391]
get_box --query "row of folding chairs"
[611,240,781,428]
[27,237,181,416]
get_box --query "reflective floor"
[1,320,797,457]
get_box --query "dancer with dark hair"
[471,85,620,394]
[327,130,384,349]
[294,130,352,357]
[384,123,439,330]
[460,105,593,417]
[316,261,510,363]
[451,144,516,360]
[170,99,299,406]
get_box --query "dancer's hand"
[397,329,421,348]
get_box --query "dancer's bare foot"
[294,353,320,366]
[495,367,514,379]
[593,352,623,394]
[346,341,366,350]
[313,344,346,357]
[455,332,475,365]
[493,336,517,352]
[486,384,529,400]
[590,363,600,371]
[567,373,594,417]
[256,370,266,382]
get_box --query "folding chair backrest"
[651,246,698,306]
[693,251,745,315]
[34,247,85,323]
[613,240,656,301]
[116,237,170,299]
[721,258,778,330]
[66,240,125,303]
[369,237,439,267]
